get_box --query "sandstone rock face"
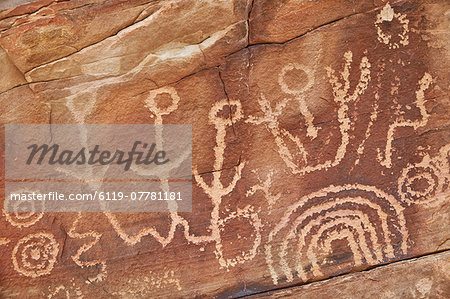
[0,0,449,298]
[254,252,450,298]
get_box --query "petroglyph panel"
[0,0,449,298]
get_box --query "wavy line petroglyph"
[377,73,433,168]
[12,232,59,278]
[248,51,371,175]
[265,184,407,285]
[375,3,409,49]
[68,213,107,283]
[398,143,450,207]
[56,96,111,282]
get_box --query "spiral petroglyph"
[398,144,450,207]
[12,233,59,278]
[265,184,408,285]
[3,197,44,229]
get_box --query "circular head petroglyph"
[145,86,180,117]
[278,63,314,95]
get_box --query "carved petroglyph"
[377,73,433,168]
[12,232,59,278]
[248,51,371,175]
[0,238,11,246]
[65,93,97,124]
[189,99,262,270]
[265,184,407,285]
[3,193,44,228]
[68,213,107,283]
[106,86,184,247]
[375,3,410,49]
[246,171,281,213]
[106,91,261,270]
[145,86,181,123]
[278,63,318,139]
[47,281,84,299]
[398,144,450,207]
[353,56,387,167]
[111,269,181,296]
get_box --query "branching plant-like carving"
[265,184,408,285]
[248,51,371,175]
[246,170,281,213]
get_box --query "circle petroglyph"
[12,233,59,278]
[3,190,44,228]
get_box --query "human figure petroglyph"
[248,51,371,175]
[187,99,262,270]
[105,88,261,270]
[398,143,449,207]
[278,63,318,139]
[105,86,186,247]
[12,232,59,278]
[377,72,433,168]
[265,184,407,285]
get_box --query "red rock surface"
[0,0,449,298]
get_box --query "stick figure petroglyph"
[248,51,371,175]
[377,72,433,168]
[188,99,262,270]
[105,87,261,270]
[105,86,186,247]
